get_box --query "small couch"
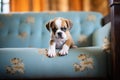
[0,12,111,79]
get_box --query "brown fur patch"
[65,39,72,47]
[51,22,56,30]
[46,20,55,32]
[50,40,55,45]
[65,19,72,30]
[61,19,68,28]
[64,31,74,48]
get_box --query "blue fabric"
[93,22,111,46]
[0,12,111,79]
[0,12,103,48]
[0,47,108,79]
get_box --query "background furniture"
[110,0,120,80]
[0,12,111,79]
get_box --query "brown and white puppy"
[46,17,76,57]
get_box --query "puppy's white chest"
[55,39,66,49]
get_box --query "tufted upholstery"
[0,12,102,48]
[0,12,112,79]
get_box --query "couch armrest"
[92,22,111,47]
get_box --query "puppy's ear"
[46,22,50,31]
[46,20,54,32]
[65,19,73,30]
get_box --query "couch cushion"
[0,12,103,48]
[0,47,108,79]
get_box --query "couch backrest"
[0,12,103,48]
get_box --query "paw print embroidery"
[38,48,48,55]
[6,58,25,75]
[78,35,87,44]
[26,16,35,24]
[102,37,111,53]
[73,54,94,72]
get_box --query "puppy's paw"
[59,49,68,56]
[47,49,56,58]
[59,44,69,56]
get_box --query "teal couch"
[0,12,111,79]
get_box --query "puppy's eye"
[61,27,67,32]
[52,28,57,33]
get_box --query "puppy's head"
[46,17,72,40]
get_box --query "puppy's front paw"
[47,49,56,58]
[59,44,69,56]
[59,49,68,56]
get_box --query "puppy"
[46,17,76,57]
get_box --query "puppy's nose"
[58,32,62,37]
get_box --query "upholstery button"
[31,32,33,35]
[8,31,11,34]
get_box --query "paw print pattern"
[38,48,48,55]
[6,58,25,75]
[78,35,87,44]
[102,37,111,53]
[73,54,94,72]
